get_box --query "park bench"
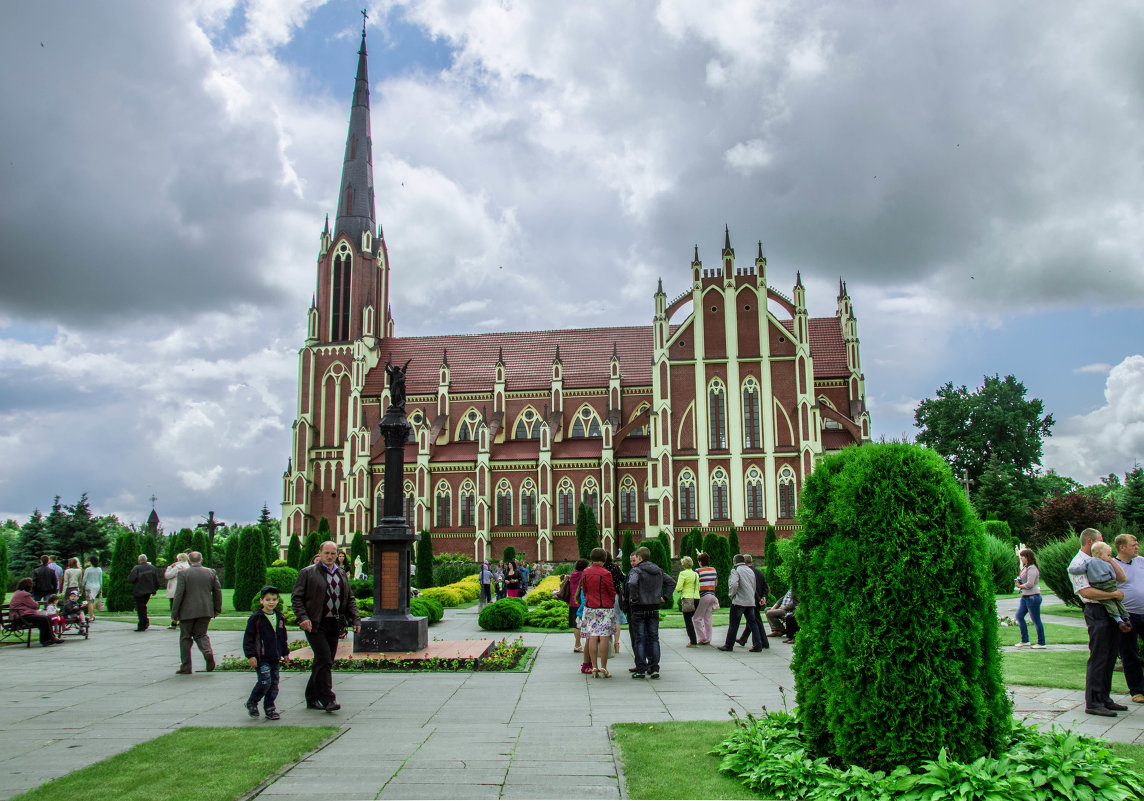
[0,604,34,648]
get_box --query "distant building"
[281,28,871,560]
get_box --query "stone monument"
[355,357,428,652]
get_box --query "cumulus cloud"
[1043,355,1144,484]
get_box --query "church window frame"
[619,476,639,524]
[678,470,697,521]
[628,403,651,436]
[375,488,384,525]
[570,404,603,438]
[495,479,513,527]
[711,467,730,520]
[434,481,451,528]
[742,378,761,449]
[456,408,480,441]
[557,478,575,525]
[581,478,600,520]
[513,406,541,440]
[459,480,476,528]
[778,467,797,519]
[404,481,415,526]
[745,466,765,520]
[520,479,537,526]
[708,379,728,450]
[330,243,352,341]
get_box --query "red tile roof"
[821,429,858,451]
[552,439,603,459]
[779,317,848,377]
[616,436,651,459]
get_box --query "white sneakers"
[1015,641,1030,648]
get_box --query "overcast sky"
[2,0,1142,530]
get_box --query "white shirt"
[1068,550,1093,603]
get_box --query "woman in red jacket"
[580,548,618,677]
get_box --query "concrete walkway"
[1,597,1143,801]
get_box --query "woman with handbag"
[580,549,617,677]
[677,556,700,647]
[82,555,104,620]
[692,552,719,645]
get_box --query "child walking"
[243,585,290,719]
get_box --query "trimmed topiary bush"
[419,586,464,607]
[620,530,636,565]
[763,525,784,601]
[415,595,444,622]
[478,597,525,630]
[983,518,1015,548]
[702,532,732,606]
[728,526,741,559]
[232,526,267,614]
[263,566,298,600]
[503,545,516,563]
[302,526,322,566]
[105,530,139,613]
[415,529,434,589]
[657,528,673,560]
[984,532,1019,594]
[1038,535,1082,607]
[525,598,570,629]
[792,442,1010,772]
[434,560,479,587]
[679,528,702,562]
[285,532,301,570]
[191,529,211,565]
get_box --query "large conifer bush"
[702,532,732,605]
[222,533,239,588]
[0,535,8,604]
[763,525,782,601]
[302,529,322,567]
[106,530,139,612]
[727,525,741,559]
[792,443,1010,772]
[575,503,600,558]
[620,530,636,564]
[191,529,211,564]
[415,529,434,588]
[984,532,1019,594]
[232,526,268,613]
[1037,535,1081,607]
[285,532,301,570]
[349,530,367,574]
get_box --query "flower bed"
[218,637,529,673]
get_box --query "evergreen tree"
[620,530,637,566]
[575,503,600,558]
[42,496,68,556]
[258,504,279,564]
[286,532,302,570]
[302,527,323,567]
[639,539,670,574]
[972,455,1033,540]
[416,529,434,588]
[657,528,672,560]
[191,529,211,564]
[223,532,240,589]
[702,532,732,606]
[13,509,49,574]
[728,525,741,558]
[680,527,702,561]
[502,545,516,563]
[350,530,367,575]
[0,533,8,604]
[138,530,158,563]
[1120,466,1144,535]
[763,525,781,601]
[233,525,268,613]
[60,493,107,564]
[105,529,139,613]
[173,528,193,555]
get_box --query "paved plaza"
[2,596,1143,800]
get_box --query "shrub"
[285,533,301,570]
[526,575,562,605]
[640,539,670,574]
[728,526,741,559]
[680,528,702,561]
[702,533,732,606]
[0,535,7,605]
[576,503,599,558]
[552,562,573,576]
[232,526,268,614]
[763,525,783,601]
[434,561,480,587]
[433,551,470,563]
[792,443,1010,772]
[420,586,464,607]
[657,528,673,561]
[301,530,321,567]
[191,529,211,565]
[478,598,526,631]
[452,580,480,602]
[772,538,797,592]
[415,529,434,588]
[525,598,570,629]
[984,532,1019,594]
[249,588,292,615]
[503,546,516,563]
[415,595,444,622]
[349,577,372,599]
[620,530,636,564]
[263,566,299,601]
[105,530,138,612]
[982,519,1015,547]
[356,596,372,614]
[1038,535,1082,607]
[271,558,288,567]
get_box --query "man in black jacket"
[292,541,360,712]
[32,556,58,603]
[127,554,161,631]
[626,547,676,679]
[736,554,770,649]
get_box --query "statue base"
[354,613,428,653]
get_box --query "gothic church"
[281,30,871,561]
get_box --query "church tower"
[282,22,389,550]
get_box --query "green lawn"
[1004,650,1133,693]
[614,720,1144,800]
[10,727,337,801]
[996,622,1088,646]
[1041,603,1085,619]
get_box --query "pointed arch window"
[404,482,415,526]
[711,468,729,520]
[375,490,384,526]
[496,481,513,526]
[678,471,697,521]
[520,480,537,526]
[745,467,764,520]
[778,468,797,519]
[513,407,540,440]
[435,483,451,528]
[582,479,599,520]
[570,405,603,438]
[331,245,352,341]
[557,479,575,525]
[459,481,475,527]
[709,381,727,449]
[457,409,480,441]
[620,477,639,524]
[743,379,761,449]
[628,403,650,436]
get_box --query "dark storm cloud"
[0,2,293,327]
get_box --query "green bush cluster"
[478,597,526,630]
[984,533,1020,594]
[432,551,470,563]
[415,529,434,588]
[702,532,732,606]
[679,528,702,561]
[763,525,781,600]
[349,578,372,599]
[792,443,1010,771]
[285,533,301,569]
[1037,535,1081,607]
[525,598,570,629]
[418,574,480,607]
[262,566,298,601]
[232,526,268,613]
[983,519,1015,547]
[411,595,444,623]
[433,561,480,587]
[502,546,516,563]
[105,530,138,613]
[551,562,573,576]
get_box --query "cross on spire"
[361,7,368,30]
[149,493,157,509]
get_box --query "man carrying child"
[1070,528,1129,717]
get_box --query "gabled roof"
[780,317,849,377]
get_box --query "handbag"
[681,597,696,613]
[556,575,571,603]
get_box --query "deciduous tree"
[1120,466,1144,535]
[1030,491,1117,549]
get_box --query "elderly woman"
[9,578,64,646]
[164,553,190,629]
[580,548,618,677]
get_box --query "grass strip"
[1040,603,1085,619]
[996,622,1088,646]
[613,720,771,800]
[1004,650,1133,693]
[11,726,337,801]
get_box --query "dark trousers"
[725,604,763,649]
[630,608,661,672]
[1118,611,1144,696]
[682,606,697,645]
[134,595,150,630]
[19,613,56,644]
[736,606,769,648]
[480,583,492,604]
[179,617,214,672]
[1084,603,1121,709]
[248,661,281,711]
[305,618,340,706]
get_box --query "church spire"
[334,18,376,244]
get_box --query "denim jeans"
[247,661,280,711]
[1016,593,1045,646]
[630,609,661,672]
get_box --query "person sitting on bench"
[9,578,64,646]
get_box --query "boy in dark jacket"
[243,585,290,719]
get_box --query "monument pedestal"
[354,514,427,654]
[355,612,427,653]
